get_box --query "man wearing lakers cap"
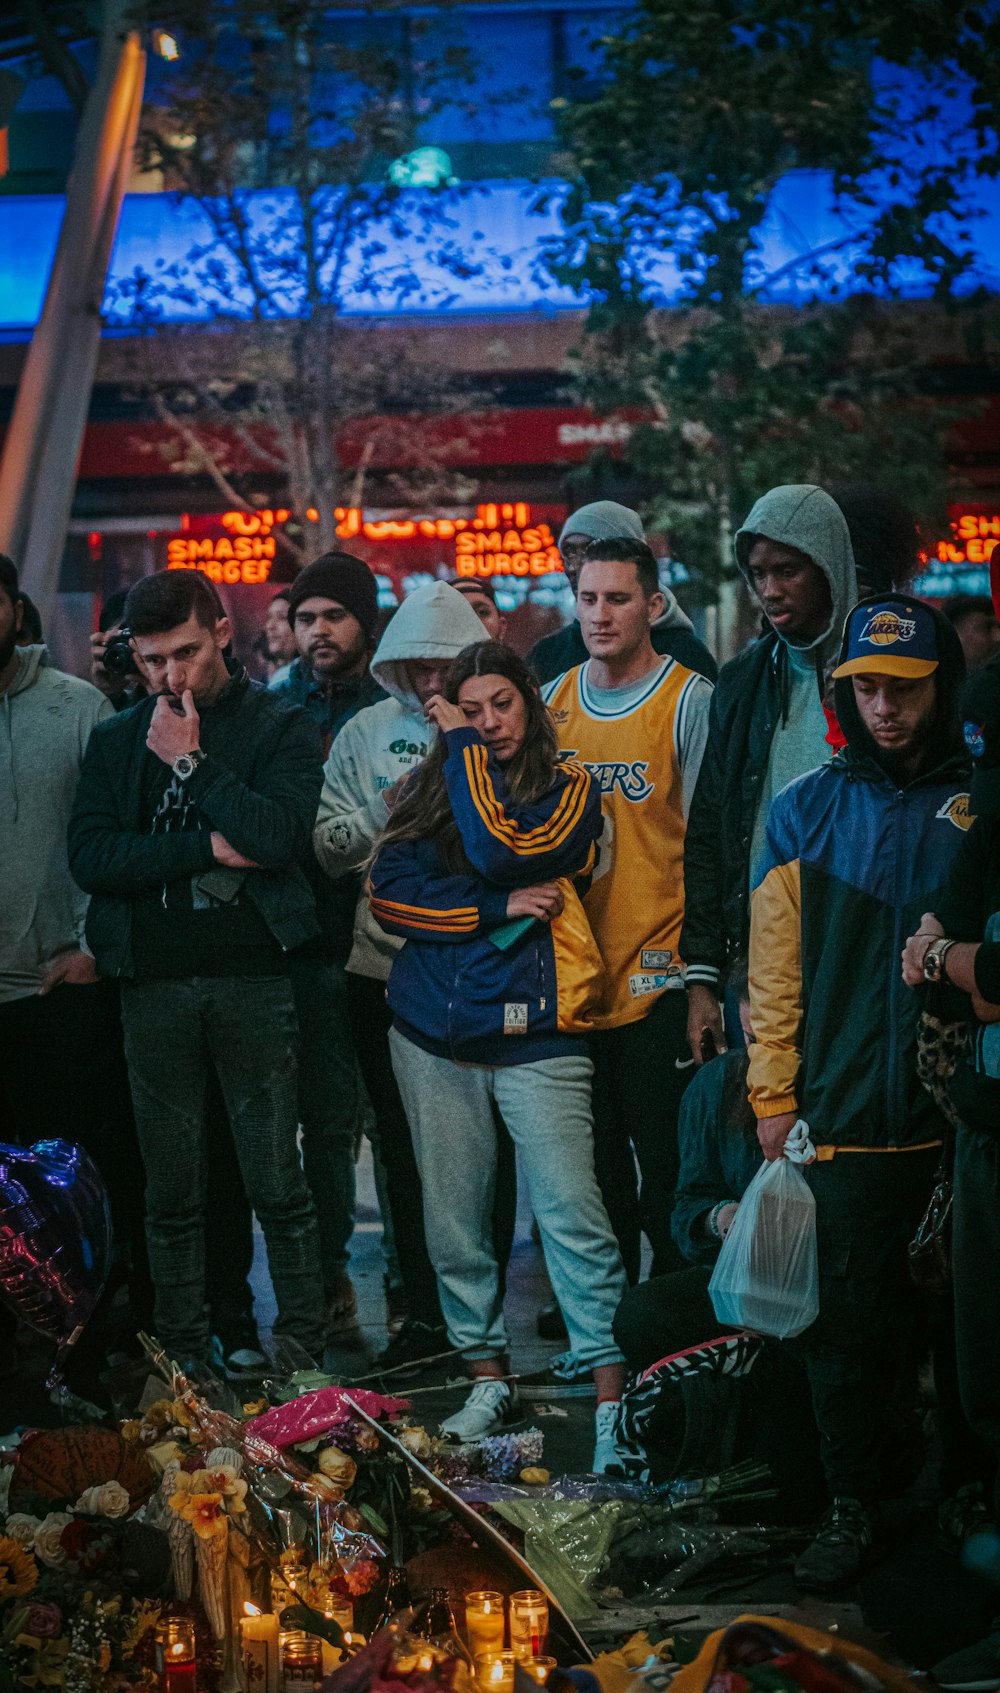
[747,594,972,1590]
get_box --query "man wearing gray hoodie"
[0,556,113,1375]
[314,582,500,1369]
[682,486,858,1064]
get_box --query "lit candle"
[524,1658,557,1684]
[241,1603,280,1693]
[155,1617,196,1693]
[509,1591,549,1661]
[465,1591,505,1659]
[474,1650,517,1693]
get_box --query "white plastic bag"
[708,1157,819,1340]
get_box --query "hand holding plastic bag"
[708,1156,819,1339]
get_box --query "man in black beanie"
[273,551,384,743]
[272,552,384,1342]
[903,653,1000,1692]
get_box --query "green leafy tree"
[548,1,999,625]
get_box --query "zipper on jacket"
[885,789,905,1137]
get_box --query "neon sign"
[934,511,1000,567]
[162,501,565,585]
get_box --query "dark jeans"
[953,1127,1000,1520]
[613,1263,823,1521]
[791,1147,938,1504]
[346,973,517,1323]
[120,975,325,1360]
[290,953,360,1291]
[589,989,692,1284]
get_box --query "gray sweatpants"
[389,1029,626,1367]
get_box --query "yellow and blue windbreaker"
[370,725,606,1065]
[748,749,973,1147]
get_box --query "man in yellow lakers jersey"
[542,539,713,1282]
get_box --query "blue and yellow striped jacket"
[748,747,972,1147]
[370,726,606,1065]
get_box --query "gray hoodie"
[313,582,488,979]
[734,484,859,883]
[1,646,112,1002]
[734,484,857,675]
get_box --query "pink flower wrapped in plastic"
[246,1388,409,1452]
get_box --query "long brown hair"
[374,641,562,873]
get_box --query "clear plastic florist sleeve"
[708,1157,819,1340]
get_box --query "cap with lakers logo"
[832,596,939,680]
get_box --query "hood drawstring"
[1,693,16,820]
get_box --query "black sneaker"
[932,1628,1000,1691]
[940,1482,995,1554]
[536,1299,569,1342]
[210,1331,268,1381]
[794,1497,877,1590]
[373,1320,452,1379]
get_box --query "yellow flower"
[170,1399,195,1429]
[169,1490,227,1540]
[121,1599,162,1654]
[120,1419,143,1443]
[15,1634,68,1687]
[317,1447,357,1488]
[0,1535,39,1600]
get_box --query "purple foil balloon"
[0,1139,113,1376]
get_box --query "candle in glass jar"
[474,1650,517,1693]
[241,1603,280,1693]
[281,1629,323,1691]
[524,1658,557,1684]
[465,1591,505,1658]
[509,1591,549,1660]
[155,1617,196,1693]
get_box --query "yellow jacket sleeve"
[748,856,802,1119]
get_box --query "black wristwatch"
[172,749,207,781]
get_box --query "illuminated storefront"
[919,504,1000,598]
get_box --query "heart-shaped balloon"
[0,1139,113,1374]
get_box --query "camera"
[101,627,139,679]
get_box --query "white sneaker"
[441,1379,519,1442]
[591,1399,625,1474]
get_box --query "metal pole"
[0,0,145,634]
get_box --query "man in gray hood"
[528,500,716,688]
[682,485,858,1062]
[0,555,113,1380]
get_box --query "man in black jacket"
[68,570,326,1366]
[681,485,858,1063]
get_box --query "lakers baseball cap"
[832,596,939,680]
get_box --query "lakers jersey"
[542,657,712,1030]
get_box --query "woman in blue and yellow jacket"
[370,641,628,1470]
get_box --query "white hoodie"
[313,582,488,979]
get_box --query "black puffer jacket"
[680,631,786,985]
[68,666,322,976]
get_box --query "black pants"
[791,1148,938,1504]
[346,973,517,1322]
[589,990,692,1284]
[613,1264,823,1520]
[953,1127,1000,1520]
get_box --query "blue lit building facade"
[1,1,999,653]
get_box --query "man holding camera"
[69,569,327,1366]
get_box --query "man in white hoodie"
[314,582,495,1369]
